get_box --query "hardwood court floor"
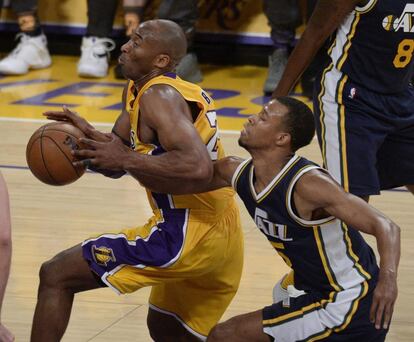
[0,56,412,341]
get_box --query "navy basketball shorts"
[262,281,387,341]
[313,67,414,196]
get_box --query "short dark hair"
[276,97,315,152]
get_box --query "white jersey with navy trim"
[232,155,379,293]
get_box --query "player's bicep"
[140,86,209,155]
[299,172,383,235]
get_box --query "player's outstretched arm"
[134,155,245,194]
[295,170,400,331]
[0,173,14,342]
[272,0,361,97]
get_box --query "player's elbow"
[187,155,213,183]
[387,219,401,238]
[0,227,12,248]
[374,216,401,238]
[192,161,213,183]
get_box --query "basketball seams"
[42,130,85,178]
[39,125,58,185]
[27,123,86,185]
[42,135,83,179]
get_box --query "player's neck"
[251,151,294,191]
[133,69,166,89]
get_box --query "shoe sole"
[30,61,52,70]
[0,61,52,75]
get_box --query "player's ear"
[274,132,291,147]
[154,54,170,69]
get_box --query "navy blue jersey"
[328,0,414,93]
[232,155,379,293]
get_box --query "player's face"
[118,22,161,80]
[239,100,288,150]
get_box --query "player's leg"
[147,307,201,342]
[207,310,271,342]
[263,0,300,94]
[77,0,118,78]
[0,0,51,75]
[313,69,389,199]
[147,203,244,340]
[31,244,104,342]
[376,92,414,195]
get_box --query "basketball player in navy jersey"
[273,0,414,200]
[190,97,400,341]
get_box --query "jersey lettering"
[393,39,414,68]
[254,208,292,241]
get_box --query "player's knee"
[38,259,57,289]
[38,254,66,290]
[207,322,233,341]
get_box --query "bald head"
[140,19,187,69]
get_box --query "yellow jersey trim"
[337,74,350,192]
[355,0,377,14]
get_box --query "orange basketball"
[26,122,86,186]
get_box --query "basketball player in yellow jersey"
[31,20,243,341]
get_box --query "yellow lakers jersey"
[126,72,235,214]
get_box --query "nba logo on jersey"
[349,87,357,99]
[382,4,414,32]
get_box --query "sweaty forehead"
[266,100,288,116]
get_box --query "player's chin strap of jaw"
[87,130,131,179]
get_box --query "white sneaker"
[77,36,115,78]
[0,33,52,75]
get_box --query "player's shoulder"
[296,168,337,189]
[294,168,345,204]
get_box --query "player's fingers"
[72,149,95,158]
[43,110,65,115]
[82,159,92,168]
[62,105,78,116]
[78,138,100,148]
[43,112,68,119]
[370,297,378,324]
[375,301,385,329]
[73,158,93,168]
[382,302,394,330]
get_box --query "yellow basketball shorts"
[82,202,244,339]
